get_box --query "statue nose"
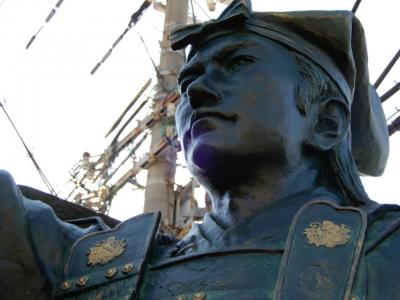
[187,78,222,110]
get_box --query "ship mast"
[144,0,188,228]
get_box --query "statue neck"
[208,159,320,228]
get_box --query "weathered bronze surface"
[0,0,399,299]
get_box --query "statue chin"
[186,143,227,186]
[187,141,254,192]
[188,143,222,176]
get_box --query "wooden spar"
[374,49,400,89]
[388,115,400,136]
[86,92,180,184]
[113,92,179,153]
[111,99,149,144]
[105,78,152,138]
[381,81,400,103]
[90,0,153,75]
[103,133,148,185]
[351,0,362,13]
[106,134,176,201]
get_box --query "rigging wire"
[190,0,197,23]
[0,99,57,195]
[386,107,400,122]
[193,0,211,19]
[136,31,160,76]
[26,0,65,49]
[90,0,152,75]
[374,49,400,89]
[351,0,362,14]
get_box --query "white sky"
[0,0,399,221]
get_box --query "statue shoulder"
[363,203,400,298]
[0,170,113,298]
[0,170,48,299]
[365,202,400,252]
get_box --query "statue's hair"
[290,52,371,206]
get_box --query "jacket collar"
[175,187,345,256]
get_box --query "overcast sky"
[0,0,399,220]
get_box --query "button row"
[60,263,135,291]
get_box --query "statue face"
[175,33,309,185]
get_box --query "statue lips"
[189,109,237,140]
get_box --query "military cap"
[170,0,389,177]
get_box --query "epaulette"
[275,200,367,300]
[55,211,160,299]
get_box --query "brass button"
[122,263,133,274]
[76,276,89,287]
[105,267,118,279]
[122,263,134,274]
[176,295,187,300]
[61,281,71,290]
[192,291,206,300]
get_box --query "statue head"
[171,0,389,206]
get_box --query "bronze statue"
[1,0,398,299]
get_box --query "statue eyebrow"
[212,41,256,63]
[178,41,257,83]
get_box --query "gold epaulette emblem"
[87,236,127,266]
[303,220,350,248]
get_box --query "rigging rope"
[26,0,65,49]
[90,0,152,75]
[193,0,211,19]
[0,99,57,195]
[190,0,197,23]
[386,107,400,122]
[136,31,159,76]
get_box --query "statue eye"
[226,55,255,72]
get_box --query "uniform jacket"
[1,170,399,300]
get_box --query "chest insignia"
[87,236,127,266]
[303,220,350,248]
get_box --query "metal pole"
[144,0,188,226]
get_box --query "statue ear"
[307,97,350,151]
